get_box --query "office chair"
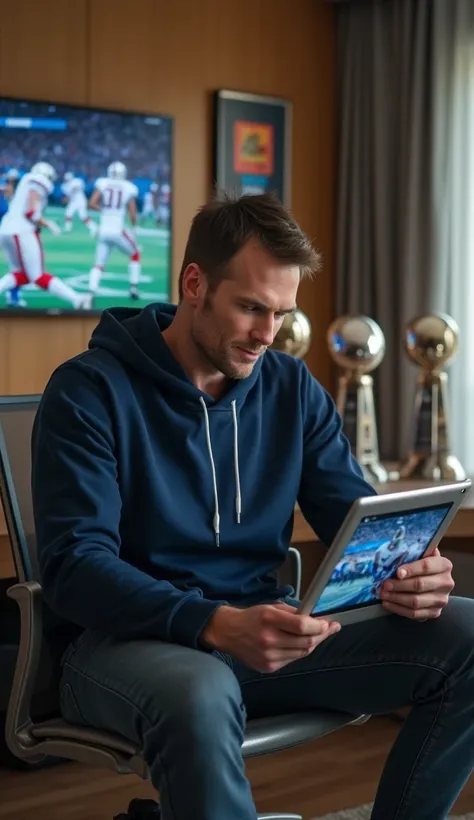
[0,394,367,820]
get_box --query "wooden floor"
[1,717,474,819]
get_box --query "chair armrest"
[288,546,302,599]
[6,580,47,762]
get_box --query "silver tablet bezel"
[297,479,472,625]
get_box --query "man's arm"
[127,198,137,225]
[88,189,101,211]
[25,189,59,233]
[32,365,226,648]
[297,365,377,547]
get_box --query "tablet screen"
[312,503,452,616]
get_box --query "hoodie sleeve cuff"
[168,596,228,649]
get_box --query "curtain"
[335,0,474,468]
[430,2,474,473]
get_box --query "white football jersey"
[160,183,170,204]
[0,172,53,235]
[62,177,86,202]
[143,191,154,208]
[374,540,409,575]
[95,178,138,235]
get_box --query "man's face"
[189,240,300,380]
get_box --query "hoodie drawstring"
[232,400,242,524]
[199,397,241,546]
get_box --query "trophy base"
[398,453,467,482]
[360,461,390,485]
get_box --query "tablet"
[298,479,471,625]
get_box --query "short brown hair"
[178,191,321,300]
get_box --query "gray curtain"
[335,0,474,463]
[430,2,474,473]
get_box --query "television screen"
[0,97,173,315]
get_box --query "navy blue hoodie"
[32,303,375,649]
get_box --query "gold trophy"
[272,307,312,358]
[327,315,389,484]
[398,313,466,481]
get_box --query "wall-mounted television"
[0,96,173,315]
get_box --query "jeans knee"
[150,653,245,741]
[428,597,474,683]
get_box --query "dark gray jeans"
[59,596,474,820]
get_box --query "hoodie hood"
[89,302,263,410]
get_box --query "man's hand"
[43,218,61,236]
[201,602,341,673]
[380,548,454,620]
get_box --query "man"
[0,161,91,310]
[157,181,171,225]
[61,171,97,236]
[32,193,473,820]
[141,182,159,224]
[87,160,141,303]
[0,168,26,307]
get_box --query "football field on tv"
[0,205,171,311]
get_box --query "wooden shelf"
[293,479,474,543]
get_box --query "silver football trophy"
[398,313,466,481]
[272,307,312,358]
[327,315,389,484]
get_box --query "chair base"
[257,814,303,819]
[114,798,303,820]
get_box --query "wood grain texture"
[4,317,86,394]
[293,498,474,542]
[0,0,88,104]
[0,320,8,394]
[0,0,336,396]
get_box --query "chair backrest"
[0,395,68,721]
[0,396,41,583]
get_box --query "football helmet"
[107,161,127,180]
[30,162,57,183]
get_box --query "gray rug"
[312,805,474,820]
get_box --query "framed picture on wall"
[214,90,292,205]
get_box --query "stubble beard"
[192,322,261,381]
[193,298,265,380]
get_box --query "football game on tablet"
[312,504,452,616]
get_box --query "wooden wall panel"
[0,0,88,105]
[0,319,8,394]
[5,317,86,394]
